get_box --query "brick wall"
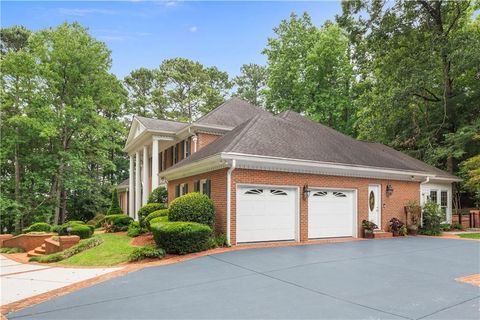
[197,133,221,151]
[169,168,420,245]
[168,169,228,234]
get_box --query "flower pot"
[363,230,374,239]
[392,231,400,237]
[408,229,417,236]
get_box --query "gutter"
[226,159,236,245]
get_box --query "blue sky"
[1,1,342,79]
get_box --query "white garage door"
[236,186,296,243]
[308,189,355,238]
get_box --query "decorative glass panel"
[333,192,347,198]
[245,189,263,195]
[313,191,327,197]
[369,191,375,211]
[270,189,287,196]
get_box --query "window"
[185,139,191,158]
[170,147,174,166]
[179,141,185,160]
[429,190,437,203]
[175,184,180,198]
[440,191,448,213]
[202,179,211,198]
[173,144,178,164]
[245,189,263,195]
[313,191,327,197]
[194,180,200,192]
[159,151,163,172]
[270,189,287,196]
[333,192,347,198]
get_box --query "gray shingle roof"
[168,110,456,178]
[135,116,188,132]
[117,178,129,189]
[194,97,270,127]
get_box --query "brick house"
[121,98,459,245]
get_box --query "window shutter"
[175,185,180,197]
[184,183,189,194]
[194,180,200,192]
[205,179,211,198]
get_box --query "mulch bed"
[131,233,155,246]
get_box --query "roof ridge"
[224,114,263,152]
[193,98,232,124]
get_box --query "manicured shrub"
[149,216,168,226]
[107,189,123,215]
[88,213,105,227]
[419,201,445,236]
[57,223,93,239]
[29,236,103,263]
[66,220,86,225]
[0,247,25,254]
[102,214,133,232]
[148,186,168,204]
[128,246,165,262]
[127,221,144,237]
[168,192,215,227]
[206,234,229,249]
[144,209,169,230]
[138,203,165,225]
[151,221,212,255]
[23,222,52,234]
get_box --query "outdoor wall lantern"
[386,184,394,196]
[303,184,311,199]
[67,226,73,236]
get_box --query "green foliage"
[107,189,123,215]
[0,247,25,254]
[451,222,464,230]
[137,203,165,225]
[29,236,103,263]
[23,222,52,233]
[57,223,93,239]
[144,209,169,230]
[0,196,22,234]
[102,214,133,232]
[151,221,212,255]
[127,221,144,237]
[88,213,105,227]
[128,246,165,262]
[420,201,445,236]
[149,216,169,226]
[206,234,229,249]
[148,186,168,204]
[458,233,480,239]
[168,192,215,228]
[233,64,268,106]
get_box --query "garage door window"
[245,189,263,195]
[333,192,347,197]
[270,189,287,196]
[313,191,327,197]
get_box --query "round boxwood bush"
[23,222,52,234]
[144,209,169,230]
[57,224,93,239]
[137,203,165,225]
[102,214,133,232]
[151,221,212,255]
[168,193,215,227]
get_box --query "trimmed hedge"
[138,203,165,224]
[29,236,103,263]
[149,216,168,226]
[102,214,133,232]
[151,221,212,255]
[148,186,168,204]
[144,209,169,230]
[23,222,52,233]
[128,246,165,262]
[57,223,93,239]
[168,193,215,227]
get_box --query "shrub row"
[127,221,143,237]
[56,221,94,239]
[168,192,215,227]
[29,236,104,263]
[151,221,212,255]
[0,247,25,254]
[138,203,165,225]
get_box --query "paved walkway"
[0,255,121,306]
[7,237,480,319]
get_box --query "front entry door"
[368,185,381,228]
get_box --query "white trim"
[368,184,382,229]
[226,160,236,245]
[235,183,300,242]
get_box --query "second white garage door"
[236,186,297,243]
[308,189,356,238]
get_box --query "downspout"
[419,176,431,227]
[226,159,236,245]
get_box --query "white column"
[129,155,135,218]
[142,145,149,205]
[135,151,141,218]
[152,139,159,190]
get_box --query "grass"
[458,233,480,239]
[58,233,137,266]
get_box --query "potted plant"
[389,218,404,236]
[362,220,377,239]
[405,200,420,236]
[399,225,408,236]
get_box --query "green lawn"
[458,233,480,239]
[58,233,137,266]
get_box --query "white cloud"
[58,8,118,17]
[189,26,197,33]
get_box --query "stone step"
[34,247,46,254]
[27,249,43,257]
[373,231,393,239]
[41,243,46,249]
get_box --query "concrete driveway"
[7,237,480,319]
